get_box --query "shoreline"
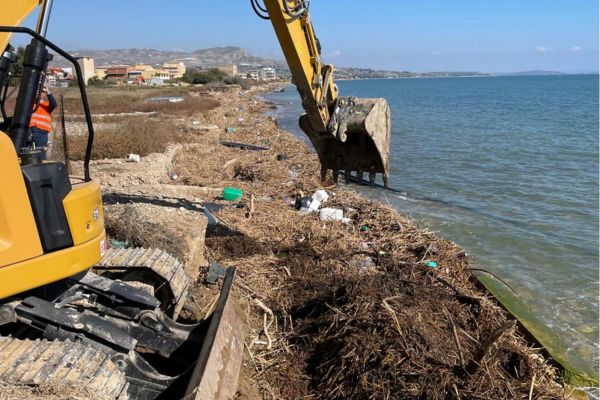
[60,82,573,398]
[268,81,598,386]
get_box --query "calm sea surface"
[266,75,599,375]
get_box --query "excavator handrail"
[0,26,94,181]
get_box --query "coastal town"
[47,55,280,87]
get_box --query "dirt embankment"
[56,84,567,399]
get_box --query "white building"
[76,57,95,85]
[261,67,276,80]
[246,70,260,80]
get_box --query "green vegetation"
[181,68,228,84]
[68,119,182,160]
[87,77,109,87]
[9,47,25,85]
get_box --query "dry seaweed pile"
[82,84,565,399]
[204,190,562,399]
[168,95,564,398]
[0,383,106,400]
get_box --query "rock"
[104,203,208,280]
[127,153,141,163]
[190,123,219,134]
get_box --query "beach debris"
[109,239,127,249]
[190,123,219,134]
[206,260,227,284]
[288,170,299,179]
[319,208,351,223]
[225,127,237,134]
[419,260,438,269]
[277,154,289,161]
[220,141,269,151]
[358,256,375,270]
[294,196,312,211]
[171,174,178,180]
[127,153,140,163]
[311,189,329,204]
[360,225,370,232]
[204,207,217,227]
[223,187,243,201]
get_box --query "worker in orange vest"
[29,83,57,160]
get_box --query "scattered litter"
[220,141,269,151]
[294,197,312,211]
[311,189,329,204]
[358,256,374,270]
[281,195,291,204]
[206,260,227,284]
[171,174,178,180]
[109,239,127,249]
[127,153,140,163]
[319,207,344,221]
[238,117,245,123]
[192,120,200,125]
[144,96,184,103]
[204,207,217,227]
[223,187,243,201]
[360,225,370,232]
[308,199,321,212]
[225,127,237,134]
[288,170,299,179]
[277,154,289,161]
[421,260,438,268]
[455,250,467,258]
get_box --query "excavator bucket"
[300,97,391,187]
[184,268,246,400]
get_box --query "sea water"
[266,74,599,376]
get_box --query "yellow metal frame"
[263,0,338,132]
[0,232,105,299]
[0,132,43,267]
[0,0,40,52]
[0,130,106,299]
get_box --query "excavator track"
[0,337,129,399]
[95,248,191,318]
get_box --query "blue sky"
[15,0,599,73]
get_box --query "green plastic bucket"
[223,187,243,201]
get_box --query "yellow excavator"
[0,1,391,399]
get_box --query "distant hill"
[54,46,278,69]
[52,46,491,79]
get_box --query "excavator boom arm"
[261,0,391,184]
[262,0,336,132]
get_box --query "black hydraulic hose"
[0,26,95,181]
[0,78,9,121]
[251,0,270,20]
[254,0,268,13]
[9,38,47,152]
[0,46,15,121]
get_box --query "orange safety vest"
[29,100,53,132]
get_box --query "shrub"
[68,119,183,160]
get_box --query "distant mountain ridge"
[56,46,279,69]
[54,46,526,79]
